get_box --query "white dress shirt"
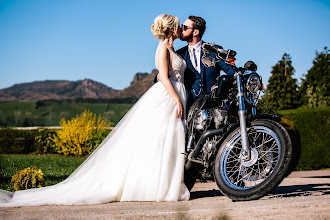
[188,40,202,73]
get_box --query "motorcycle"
[184,43,293,201]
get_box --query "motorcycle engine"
[193,108,227,131]
[202,137,218,162]
[194,110,210,130]
[211,107,227,129]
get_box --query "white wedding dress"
[0,45,190,207]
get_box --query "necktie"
[193,48,198,68]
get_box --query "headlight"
[246,74,261,94]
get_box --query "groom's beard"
[180,31,193,42]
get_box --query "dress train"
[0,79,189,207]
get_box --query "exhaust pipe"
[185,128,224,170]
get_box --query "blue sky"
[0,0,329,90]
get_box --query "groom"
[177,15,234,109]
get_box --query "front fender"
[216,114,281,150]
[250,113,282,123]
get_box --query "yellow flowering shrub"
[51,110,110,156]
[11,166,45,191]
[34,129,56,154]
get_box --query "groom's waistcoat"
[177,43,234,100]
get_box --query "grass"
[0,101,133,127]
[0,154,87,191]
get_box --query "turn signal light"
[228,57,235,65]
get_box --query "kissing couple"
[0,14,234,207]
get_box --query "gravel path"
[1,170,329,220]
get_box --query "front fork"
[236,72,250,160]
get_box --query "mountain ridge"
[0,69,158,102]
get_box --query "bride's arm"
[157,46,184,120]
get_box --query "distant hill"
[0,69,158,102]
[113,69,158,99]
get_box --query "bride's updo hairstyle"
[151,14,179,40]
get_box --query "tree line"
[259,47,329,112]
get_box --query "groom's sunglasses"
[181,24,194,31]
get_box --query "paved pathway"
[1,170,329,220]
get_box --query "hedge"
[0,129,39,154]
[278,107,330,170]
[0,107,329,170]
[0,128,111,155]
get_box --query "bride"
[0,14,190,207]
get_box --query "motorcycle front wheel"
[213,119,292,201]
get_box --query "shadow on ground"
[190,180,330,200]
[270,183,330,198]
[190,189,223,200]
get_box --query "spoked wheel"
[214,119,292,201]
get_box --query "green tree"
[262,53,300,111]
[300,47,330,107]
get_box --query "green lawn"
[0,101,133,127]
[0,154,87,191]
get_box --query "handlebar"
[202,43,237,60]
[201,43,257,73]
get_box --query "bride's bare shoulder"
[157,46,170,58]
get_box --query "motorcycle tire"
[213,119,292,201]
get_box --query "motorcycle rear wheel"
[213,119,292,201]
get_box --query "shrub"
[34,129,56,154]
[0,129,38,154]
[278,107,330,170]
[11,166,45,191]
[51,110,110,156]
[279,117,301,174]
[88,129,111,150]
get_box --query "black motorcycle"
[184,43,293,201]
